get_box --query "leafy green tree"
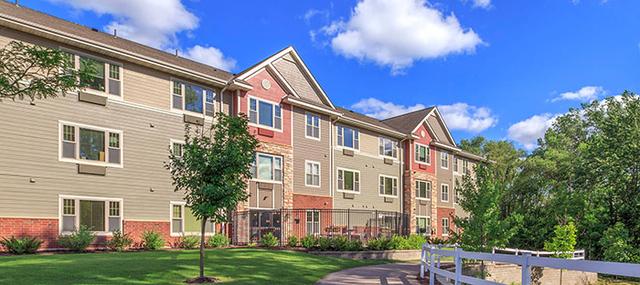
[166,113,259,283]
[599,222,638,263]
[544,221,577,258]
[454,165,522,253]
[0,41,92,101]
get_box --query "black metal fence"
[231,209,409,245]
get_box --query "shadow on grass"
[0,248,385,285]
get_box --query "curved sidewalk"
[316,263,425,285]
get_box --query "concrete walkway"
[316,263,425,285]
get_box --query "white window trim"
[62,48,124,101]
[251,152,284,184]
[441,152,449,170]
[336,125,360,151]
[378,136,398,160]
[453,156,460,174]
[306,210,321,236]
[58,194,123,236]
[336,167,360,194]
[169,78,216,119]
[416,180,431,201]
[247,95,283,132]
[170,139,185,156]
[441,183,450,202]
[170,201,186,237]
[378,174,399,198]
[304,112,321,141]
[304,160,321,188]
[442,217,450,237]
[58,120,124,168]
[416,215,431,235]
[414,142,430,165]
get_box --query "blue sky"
[19,0,640,150]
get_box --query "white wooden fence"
[493,247,585,260]
[420,243,640,285]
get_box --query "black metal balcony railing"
[231,208,409,245]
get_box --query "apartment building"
[0,2,483,249]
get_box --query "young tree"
[544,221,577,258]
[0,41,92,101]
[166,113,259,283]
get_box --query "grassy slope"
[0,248,387,285]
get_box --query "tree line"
[455,92,640,263]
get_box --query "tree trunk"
[200,218,206,279]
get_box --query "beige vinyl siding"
[292,107,330,196]
[0,92,193,221]
[335,122,400,159]
[427,115,455,146]
[247,182,283,209]
[435,148,455,209]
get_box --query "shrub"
[287,236,299,247]
[0,236,42,254]
[388,235,411,250]
[260,232,279,248]
[600,222,639,263]
[58,225,95,252]
[346,239,364,251]
[367,237,390,250]
[300,235,317,249]
[406,234,427,250]
[141,230,165,250]
[317,236,332,251]
[332,236,350,251]
[180,235,200,249]
[208,234,230,248]
[106,230,133,252]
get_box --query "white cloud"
[472,0,492,9]
[48,0,236,70]
[351,98,426,119]
[181,45,236,71]
[438,103,497,133]
[507,113,559,150]
[551,86,605,102]
[317,0,483,74]
[303,9,330,23]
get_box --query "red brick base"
[293,194,332,209]
[0,217,185,251]
[0,217,59,248]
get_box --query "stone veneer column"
[403,170,416,234]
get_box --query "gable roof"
[0,1,240,87]
[336,107,405,138]
[235,46,335,109]
[382,107,435,134]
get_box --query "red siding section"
[410,123,436,174]
[238,70,292,146]
[436,208,455,238]
[293,194,332,209]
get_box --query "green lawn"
[0,248,387,285]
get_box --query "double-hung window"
[379,175,398,197]
[379,137,398,158]
[170,140,185,157]
[337,126,359,149]
[441,152,449,169]
[60,196,122,233]
[462,160,470,175]
[170,203,215,235]
[441,184,449,202]
[416,217,430,235]
[442,218,450,236]
[60,122,123,167]
[416,180,431,200]
[249,97,282,130]
[305,161,320,187]
[306,113,320,139]
[252,153,283,182]
[171,80,216,116]
[337,168,360,193]
[415,143,430,164]
[453,156,459,173]
[67,53,122,96]
[306,210,320,236]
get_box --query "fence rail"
[420,244,640,285]
[232,209,409,245]
[493,247,585,260]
